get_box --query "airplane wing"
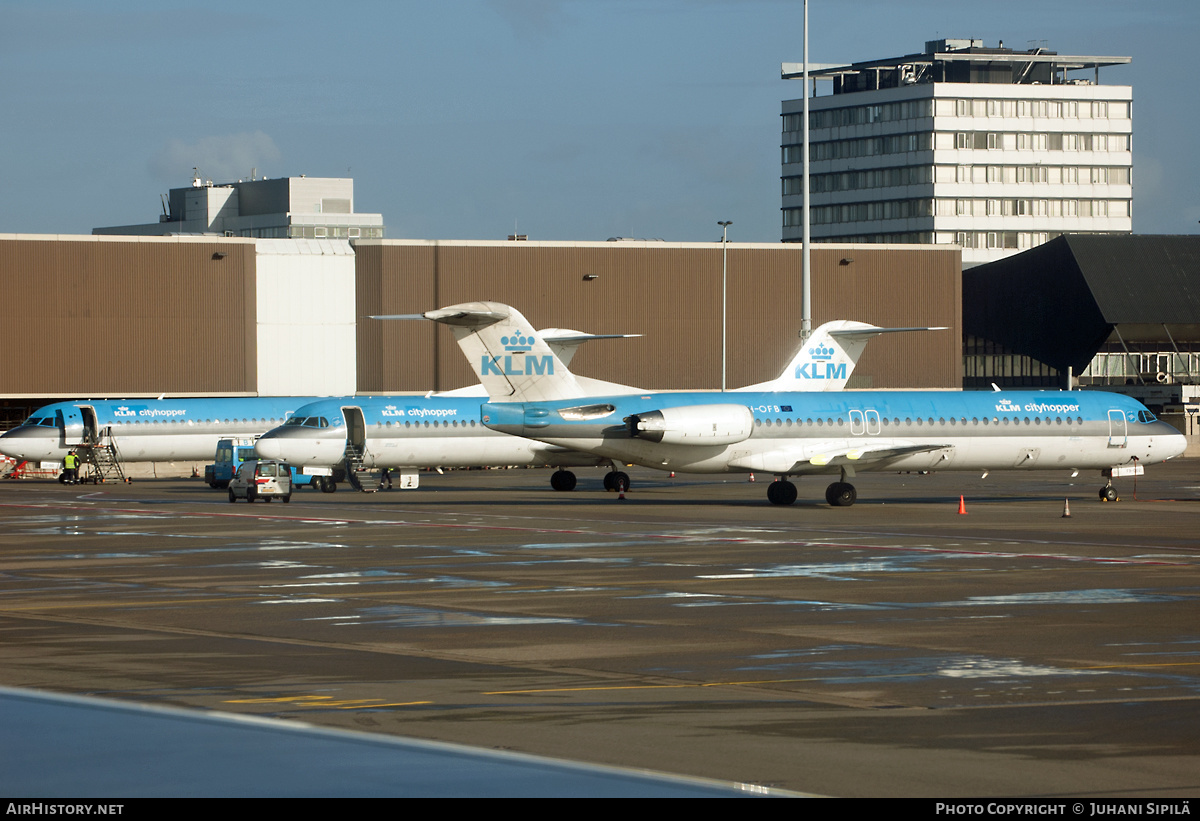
[729,442,952,475]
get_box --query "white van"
[228,460,292,503]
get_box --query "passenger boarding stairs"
[76,427,128,484]
[343,442,382,492]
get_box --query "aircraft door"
[342,406,368,459]
[76,405,98,445]
[848,410,881,437]
[849,410,865,435]
[1107,409,1128,448]
[865,410,881,436]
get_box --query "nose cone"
[1158,422,1189,461]
[256,426,347,467]
[0,427,61,461]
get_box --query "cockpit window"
[1138,410,1157,423]
[22,417,56,428]
[282,416,330,428]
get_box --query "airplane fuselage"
[254,396,605,470]
[477,389,1185,476]
[0,398,323,463]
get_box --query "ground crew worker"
[63,450,79,484]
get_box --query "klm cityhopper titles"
[426,301,1187,506]
[0,397,323,464]
[255,397,606,490]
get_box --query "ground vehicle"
[206,438,323,490]
[227,460,292,503]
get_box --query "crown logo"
[501,330,534,352]
[809,344,833,361]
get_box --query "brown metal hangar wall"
[0,235,258,399]
[353,240,960,393]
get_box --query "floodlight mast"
[801,0,811,344]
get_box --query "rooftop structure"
[782,39,1132,266]
[94,174,385,240]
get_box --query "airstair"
[343,442,381,492]
[75,426,128,484]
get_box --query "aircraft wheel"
[767,480,797,506]
[550,469,577,492]
[825,482,857,507]
[825,480,854,506]
[603,472,614,491]
[611,471,630,492]
[1101,486,1119,502]
[228,490,237,503]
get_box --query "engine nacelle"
[626,404,754,446]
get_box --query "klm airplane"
[0,330,635,480]
[253,319,923,491]
[425,301,1187,506]
[0,397,322,466]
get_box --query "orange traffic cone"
[1062,498,1071,518]
[669,471,675,478]
[748,473,755,483]
[957,495,967,515]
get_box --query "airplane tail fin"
[737,320,947,392]
[423,302,590,402]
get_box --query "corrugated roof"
[1065,235,1200,324]
[963,235,1200,373]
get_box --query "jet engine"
[625,404,754,446]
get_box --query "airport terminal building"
[782,39,1133,266]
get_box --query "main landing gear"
[550,469,577,491]
[549,468,632,492]
[765,474,859,507]
[766,479,797,506]
[825,481,857,507]
[603,470,630,492]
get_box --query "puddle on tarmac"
[938,589,1183,607]
[262,575,504,589]
[676,597,888,611]
[300,570,407,579]
[627,592,729,600]
[739,647,1102,682]
[698,553,968,581]
[307,604,599,628]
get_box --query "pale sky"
[2,0,1196,242]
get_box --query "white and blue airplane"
[0,397,325,467]
[0,329,640,480]
[253,318,922,491]
[423,301,1187,506]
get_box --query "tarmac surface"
[1,462,1198,797]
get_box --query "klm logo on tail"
[481,328,555,377]
[796,344,846,381]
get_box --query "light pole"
[718,220,732,391]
